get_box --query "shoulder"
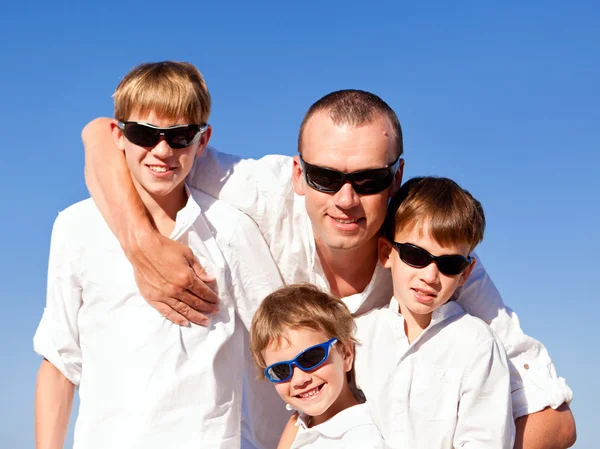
[51,198,108,242]
[341,425,386,448]
[446,308,499,343]
[354,307,393,339]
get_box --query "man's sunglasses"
[264,338,338,383]
[392,242,472,276]
[118,121,208,149]
[299,156,400,195]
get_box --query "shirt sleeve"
[453,337,515,449]
[453,253,573,419]
[188,147,294,247]
[222,212,285,330]
[33,212,83,386]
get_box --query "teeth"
[334,218,357,224]
[299,386,321,398]
[148,165,168,173]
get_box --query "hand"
[125,225,220,326]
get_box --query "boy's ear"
[292,155,305,196]
[195,125,212,156]
[458,257,477,287]
[111,121,126,151]
[341,343,354,373]
[378,236,394,268]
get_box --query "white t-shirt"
[291,404,386,449]
[354,299,515,449]
[190,148,573,449]
[33,188,283,449]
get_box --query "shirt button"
[524,363,530,370]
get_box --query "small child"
[249,284,386,449]
[33,61,282,449]
[354,176,515,449]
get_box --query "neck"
[133,181,187,237]
[397,300,432,344]
[310,382,358,427]
[314,235,379,298]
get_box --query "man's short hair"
[298,89,403,158]
[384,177,486,252]
[113,61,211,124]
[250,283,356,378]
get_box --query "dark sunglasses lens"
[166,126,200,149]
[305,166,343,192]
[400,245,432,268]
[436,257,470,276]
[124,123,159,147]
[296,347,327,370]
[267,363,291,382]
[351,168,393,194]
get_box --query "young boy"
[354,176,515,449]
[249,284,386,449]
[33,61,282,449]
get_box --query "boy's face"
[379,223,475,318]
[262,328,353,421]
[112,111,211,201]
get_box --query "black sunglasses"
[299,156,400,195]
[392,242,472,276]
[118,121,207,149]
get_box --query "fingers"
[152,303,190,327]
[189,256,216,283]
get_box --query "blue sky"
[1,1,598,447]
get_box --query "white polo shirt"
[190,148,573,449]
[290,403,386,449]
[33,188,283,449]
[354,299,515,449]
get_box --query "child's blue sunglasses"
[264,338,338,383]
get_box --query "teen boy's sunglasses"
[392,242,472,276]
[299,156,400,195]
[118,121,208,149]
[264,338,338,383]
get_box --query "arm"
[277,413,299,449]
[453,338,515,449]
[35,360,75,449]
[453,255,575,446]
[515,404,576,449]
[82,118,218,325]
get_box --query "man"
[83,89,576,449]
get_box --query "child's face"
[262,328,353,421]
[113,111,209,201]
[380,224,475,318]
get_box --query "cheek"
[362,193,388,222]
[274,382,290,399]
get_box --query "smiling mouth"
[147,165,173,173]
[295,384,324,399]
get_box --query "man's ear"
[111,121,126,151]
[292,155,305,196]
[378,236,394,268]
[196,125,212,156]
[389,158,405,198]
[458,257,477,287]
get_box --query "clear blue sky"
[1,1,598,447]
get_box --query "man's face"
[293,111,403,254]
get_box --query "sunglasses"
[392,242,472,276]
[264,338,338,383]
[118,121,208,149]
[299,156,400,195]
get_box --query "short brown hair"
[384,177,486,252]
[298,89,403,157]
[113,61,211,124]
[250,284,356,378]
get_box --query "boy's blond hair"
[384,176,486,252]
[113,61,211,124]
[250,284,356,378]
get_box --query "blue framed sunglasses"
[264,338,338,383]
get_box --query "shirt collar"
[296,403,376,438]
[170,185,202,240]
[388,297,464,327]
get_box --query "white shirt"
[291,404,386,449]
[190,148,573,448]
[354,299,515,449]
[33,188,283,449]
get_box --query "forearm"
[35,360,75,449]
[82,117,151,247]
[514,404,576,449]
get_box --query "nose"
[150,138,174,159]
[290,365,313,391]
[418,261,440,284]
[333,182,360,209]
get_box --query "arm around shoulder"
[277,413,300,449]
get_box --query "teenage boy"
[354,176,514,449]
[81,90,575,449]
[250,284,385,449]
[33,61,282,449]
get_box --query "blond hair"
[113,61,211,124]
[250,284,356,378]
